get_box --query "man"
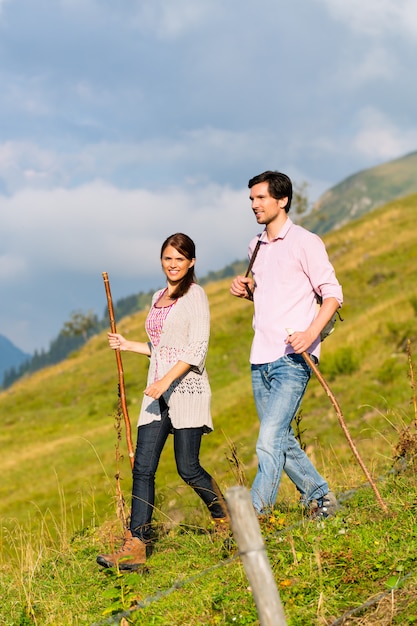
[230,171,343,518]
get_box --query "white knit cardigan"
[137,283,213,431]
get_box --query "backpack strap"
[245,236,344,335]
[315,292,344,322]
[244,236,262,301]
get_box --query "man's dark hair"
[248,171,293,212]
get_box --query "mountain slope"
[1,193,417,532]
[302,150,417,234]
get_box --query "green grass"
[1,193,417,623]
[2,469,417,625]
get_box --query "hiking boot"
[211,515,231,537]
[310,491,338,520]
[97,530,147,570]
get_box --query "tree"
[292,181,310,219]
[61,310,99,342]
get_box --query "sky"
[1,0,417,354]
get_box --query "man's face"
[249,181,288,225]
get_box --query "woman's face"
[161,245,195,285]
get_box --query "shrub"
[321,346,359,379]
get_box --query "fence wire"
[91,553,239,626]
[92,472,413,626]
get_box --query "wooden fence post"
[225,486,287,626]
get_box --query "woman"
[97,233,228,570]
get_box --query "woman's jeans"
[130,400,225,541]
[250,353,328,514]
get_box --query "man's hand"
[285,328,315,354]
[230,275,254,299]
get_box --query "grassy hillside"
[303,150,417,234]
[1,193,417,624]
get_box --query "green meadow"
[1,194,417,625]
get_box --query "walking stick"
[102,272,135,469]
[286,329,388,514]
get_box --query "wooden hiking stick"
[298,345,389,514]
[102,272,135,469]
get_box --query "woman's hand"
[144,379,170,399]
[144,361,191,399]
[108,333,151,356]
[108,332,127,351]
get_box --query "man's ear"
[278,197,289,210]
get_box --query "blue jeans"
[250,353,328,513]
[130,399,225,541]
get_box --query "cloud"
[0,254,26,281]
[318,0,417,38]
[351,108,417,160]
[57,0,215,40]
[129,0,214,40]
[0,180,252,282]
[0,180,253,352]
[298,107,417,167]
[341,47,398,86]
[0,0,11,14]
[1,0,417,354]
[0,141,63,191]
[0,128,297,194]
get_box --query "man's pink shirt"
[249,218,343,364]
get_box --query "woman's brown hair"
[160,233,197,299]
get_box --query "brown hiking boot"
[211,515,231,537]
[97,530,147,570]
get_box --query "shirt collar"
[259,217,293,243]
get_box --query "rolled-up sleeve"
[303,233,343,307]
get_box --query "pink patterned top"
[146,289,176,381]
[146,290,175,347]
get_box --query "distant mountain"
[0,335,31,384]
[302,150,417,235]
